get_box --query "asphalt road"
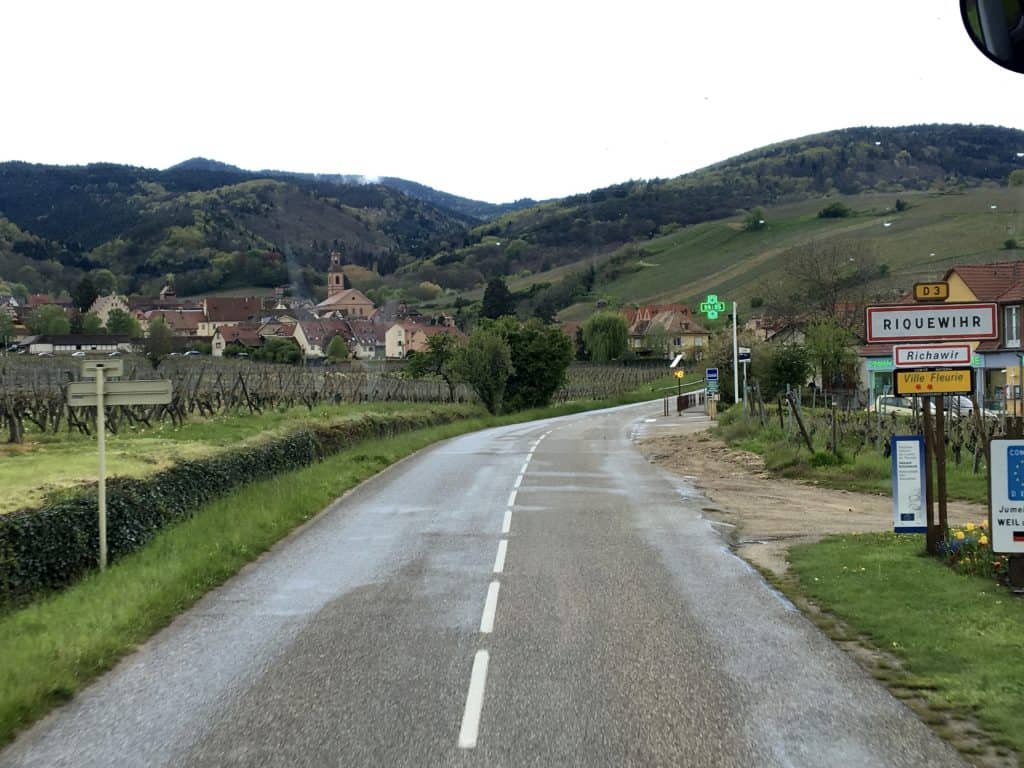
[1,402,965,767]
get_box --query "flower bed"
[940,521,1009,583]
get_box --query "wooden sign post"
[67,362,172,570]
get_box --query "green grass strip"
[0,387,666,746]
[789,533,1024,752]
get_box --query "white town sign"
[865,303,997,344]
[892,343,972,368]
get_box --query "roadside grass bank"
[0,407,480,604]
[785,533,1023,764]
[715,407,988,504]
[0,384,669,747]
[1,401,443,514]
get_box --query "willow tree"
[582,312,628,363]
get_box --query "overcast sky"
[3,1,1022,203]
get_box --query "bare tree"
[762,239,880,329]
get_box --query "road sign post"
[68,362,172,570]
[868,301,999,553]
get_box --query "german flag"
[1014,531,1024,543]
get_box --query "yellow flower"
[965,523,975,532]
[980,520,988,529]
[955,531,966,541]
[980,535,989,546]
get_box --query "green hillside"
[546,186,1024,320]
[2,124,1022,309]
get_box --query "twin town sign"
[865,302,997,343]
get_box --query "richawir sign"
[892,343,972,368]
[865,303,997,343]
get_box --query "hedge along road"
[0,402,964,767]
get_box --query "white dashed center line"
[457,650,490,749]
[457,429,549,750]
[480,581,500,633]
[493,539,507,574]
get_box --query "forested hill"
[0,161,474,298]
[2,124,1022,302]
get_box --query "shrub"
[817,202,851,219]
[809,450,845,467]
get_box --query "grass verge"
[0,401,444,514]
[0,387,664,746]
[788,533,1024,758]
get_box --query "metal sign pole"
[732,302,740,405]
[96,367,107,571]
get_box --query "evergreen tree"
[326,335,349,362]
[481,277,515,319]
[72,276,98,312]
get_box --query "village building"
[28,334,134,355]
[198,296,265,337]
[622,304,710,361]
[211,324,264,357]
[86,294,131,327]
[293,318,349,358]
[346,319,388,360]
[385,322,463,359]
[314,252,376,318]
[144,309,204,337]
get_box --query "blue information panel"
[988,440,1024,554]
[891,435,927,533]
[706,367,719,381]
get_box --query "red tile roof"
[945,262,1024,302]
[204,296,263,322]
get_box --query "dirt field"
[638,428,985,576]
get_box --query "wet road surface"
[1,402,964,767]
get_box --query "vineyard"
[0,357,667,443]
[0,356,474,443]
[552,363,668,403]
[737,385,1010,476]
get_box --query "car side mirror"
[962,0,1024,73]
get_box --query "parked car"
[870,394,997,419]
[870,394,918,417]
[183,350,201,356]
[71,350,87,357]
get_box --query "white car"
[871,394,996,419]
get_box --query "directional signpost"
[867,299,996,553]
[68,360,173,570]
[704,367,719,419]
[700,296,740,405]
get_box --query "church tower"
[327,251,350,297]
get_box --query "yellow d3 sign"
[913,282,949,302]
[895,369,972,395]
[674,370,685,379]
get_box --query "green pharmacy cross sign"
[700,294,727,320]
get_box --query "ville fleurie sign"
[894,369,973,396]
[865,302,998,343]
